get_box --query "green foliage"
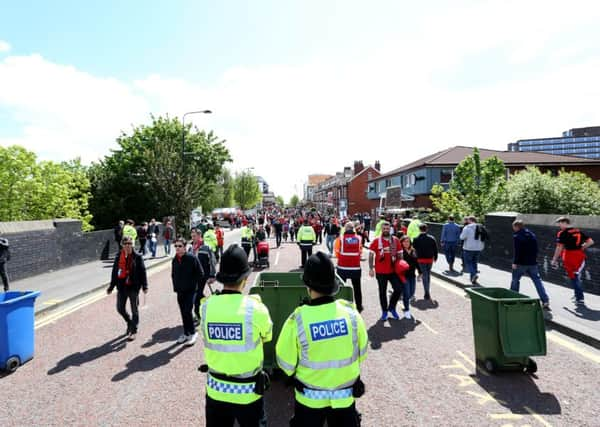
[430,147,507,220]
[0,146,93,230]
[429,185,466,222]
[88,115,231,230]
[233,170,262,210]
[505,167,600,215]
[275,195,285,207]
[289,195,300,207]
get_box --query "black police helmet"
[302,251,339,295]
[216,244,251,284]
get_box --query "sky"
[2,0,600,200]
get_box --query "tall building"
[508,126,600,159]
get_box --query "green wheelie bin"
[464,287,546,374]
[249,272,354,371]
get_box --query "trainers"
[471,275,479,285]
[379,312,388,321]
[404,310,412,320]
[389,309,400,320]
[424,293,431,300]
[576,299,585,305]
[542,302,551,311]
[186,332,198,346]
[127,333,136,341]
[177,334,189,344]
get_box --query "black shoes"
[424,293,431,300]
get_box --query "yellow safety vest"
[203,229,218,252]
[275,299,368,409]
[297,226,316,245]
[241,226,254,241]
[200,293,273,404]
[122,225,137,241]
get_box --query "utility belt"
[293,376,365,400]
[241,238,252,246]
[299,240,314,247]
[198,365,270,395]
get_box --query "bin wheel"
[6,356,20,373]
[525,358,537,374]
[484,359,496,373]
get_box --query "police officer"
[297,219,316,268]
[199,244,273,427]
[240,220,254,259]
[276,252,368,427]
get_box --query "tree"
[221,168,235,207]
[430,147,506,220]
[275,195,285,207]
[0,145,93,230]
[88,115,231,230]
[233,170,262,210]
[505,167,600,215]
[289,195,300,207]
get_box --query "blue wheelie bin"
[0,291,41,372]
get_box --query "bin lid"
[498,301,547,357]
[465,287,537,302]
[0,290,41,305]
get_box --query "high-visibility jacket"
[407,219,421,241]
[203,229,218,252]
[373,220,384,238]
[297,225,316,246]
[122,224,137,242]
[334,233,362,270]
[275,298,368,409]
[199,292,273,404]
[241,226,254,244]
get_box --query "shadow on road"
[141,326,181,348]
[411,299,440,311]
[47,335,128,375]
[563,305,600,321]
[471,370,561,415]
[367,319,420,350]
[264,374,295,426]
[111,342,188,382]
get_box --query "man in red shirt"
[551,217,594,304]
[335,222,364,312]
[215,224,225,262]
[369,222,403,321]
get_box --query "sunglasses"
[174,244,184,248]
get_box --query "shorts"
[562,249,586,279]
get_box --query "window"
[440,169,453,184]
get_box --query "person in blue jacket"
[440,216,461,272]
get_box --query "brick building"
[347,162,381,216]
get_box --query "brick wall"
[348,166,381,216]
[426,214,600,295]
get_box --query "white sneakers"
[404,310,412,320]
[177,332,198,346]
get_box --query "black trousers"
[376,273,402,312]
[116,287,139,333]
[194,278,208,318]
[206,395,266,427]
[300,244,313,267]
[177,290,196,336]
[0,262,8,290]
[275,232,282,247]
[337,268,362,311]
[242,243,252,258]
[139,238,147,254]
[316,232,322,244]
[290,401,360,427]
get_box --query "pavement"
[430,256,600,349]
[1,233,600,425]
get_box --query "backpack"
[475,225,489,242]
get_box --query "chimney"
[375,160,381,171]
[343,166,352,177]
[353,160,364,175]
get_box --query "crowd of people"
[100,207,594,427]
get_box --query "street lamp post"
[182,110,212,162]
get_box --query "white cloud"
[2,1,600,200]
[0,40,10,53]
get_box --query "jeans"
[0,262,9,291]
[148,239,157,257]
[177,291,196,336]
[463,250,480,282]
[418,263,433,295]
[194,278,208,318]
[571,276,585,301]
[206,395,266,427]
[290,401,360,427]
[443,242,458,267]
[406,275,416,300]
[275,232,282,247]
[337,268,363,311]
[164,239,171,255]
[216,245,223,262]
[116,287,140,333]
[326,235,335,254]
[139,239,147,255]
[376,273,402,312]
[510,264,549,303]
[316,232,322,245]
